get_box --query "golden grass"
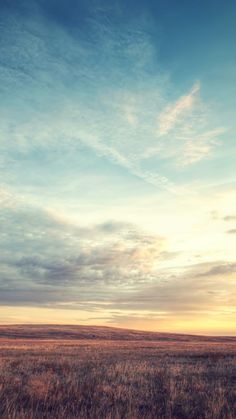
[0,327,235,418]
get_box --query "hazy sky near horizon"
[0,0,236,334]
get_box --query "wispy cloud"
[0,3,226,193]
[158,82,200,136]
[180,127,225,166]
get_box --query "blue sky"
[0,0,236,334]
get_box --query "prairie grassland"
[0,328,235,418]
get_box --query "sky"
[0,0,236,335]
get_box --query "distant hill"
[0,324,235,342]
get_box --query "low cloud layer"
[1,196,235,326]
[0,197,166,306]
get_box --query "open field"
[0,326,235,418]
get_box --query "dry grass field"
[0,325,235,419]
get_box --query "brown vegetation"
[0,325,235,418]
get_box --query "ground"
[0,325,235,418]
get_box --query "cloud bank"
[0,194,235,328]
